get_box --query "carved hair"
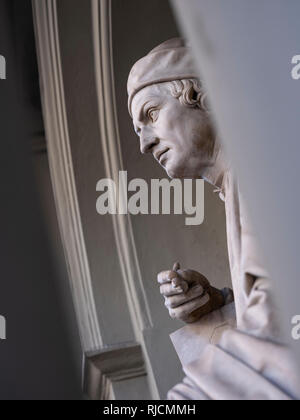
[167,78,209,112]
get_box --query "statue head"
[127,38,217,179]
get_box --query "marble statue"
[127,38,300,400]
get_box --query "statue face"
[131,83,216,179]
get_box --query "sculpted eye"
[147,108,159,122]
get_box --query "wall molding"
[91,0,153,334]
[84,343,147,400]
[32,0,103,352]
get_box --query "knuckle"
[169,309,177,319]
[164,298,171,309]
[159,285,165,295]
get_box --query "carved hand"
[157,262,233,323]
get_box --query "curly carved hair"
[167,78,209,112]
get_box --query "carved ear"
[192,88,199,102]
[200,92,210,113]
[182,81,203,109]
[189,82,209,112]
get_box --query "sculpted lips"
[155,148,169,164]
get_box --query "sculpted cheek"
[160,105,180,128]
[159,112,173,132]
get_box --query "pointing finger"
[172,262,180,271]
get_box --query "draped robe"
[168,171,300,400]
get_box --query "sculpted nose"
[140,130,159,154]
